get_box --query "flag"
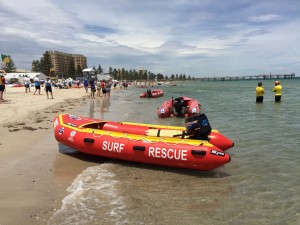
[1,54,10,63]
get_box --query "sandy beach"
[0,86,101,225]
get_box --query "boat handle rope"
[91,130,205,147]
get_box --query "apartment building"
[49,51,87,78]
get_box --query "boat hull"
[53,114,232,171]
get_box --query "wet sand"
[0,87,106,225]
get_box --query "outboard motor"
[185,113,212,139]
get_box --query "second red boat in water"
[157,96,201,118]
[140,89,164,98]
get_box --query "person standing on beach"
[96,79,101,97]
[101,80,107,97]
[33,75,41,95]
[68,78,73,89]
[0,74,6,102]
[105,81,112,97]
[256,82,264,103]
[89,76,96,99]
[84,78,89,93]
[24,75,31,93]
[76,79,80,88]
[45,77,54,99]
[272,81,282,103]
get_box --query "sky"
[0,0,299,77]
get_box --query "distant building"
[138,68,147,74]
[49,51,87,78]
[72,54,87,71]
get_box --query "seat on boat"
[146,129,183,138]
[102,122,121,132]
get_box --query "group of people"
[256,80,282,103]
[0,72,285,105]
[86,77,113,99]
[32,75,53,99]
[22,75,117,100]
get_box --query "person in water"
[272,81,282,103]
[256,82,264,103]
[146,89,152,97]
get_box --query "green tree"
[109,66,113,76]
[32,60,41,72]
[41,51,52,76]
[156,73,164,80]
[3,56,16,72]
[97,64,103,74]
[67,58,76,78]
[76,65,83,76]
[32,51,52,75]
[148,71,156,81]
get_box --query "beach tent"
[97,73,112,81]
[4,72,47,84]
[82,68,96,79]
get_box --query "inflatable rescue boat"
[53,114,233,171]
[140,89,164,98]
[157,96,201,118]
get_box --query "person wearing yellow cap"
[256,82,264,103]
[272,81,282,103]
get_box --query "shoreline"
[0,87,112,225]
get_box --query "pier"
[198,73,296,81]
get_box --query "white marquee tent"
[3,72,47,83]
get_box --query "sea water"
[49,79,300,225]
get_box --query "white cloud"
[249,14,282,23]
[0,0,299,76]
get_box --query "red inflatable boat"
[140,89,164,98]
[157,96,201,118]
[53,114,233,171]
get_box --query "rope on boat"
[91,130,205,146]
